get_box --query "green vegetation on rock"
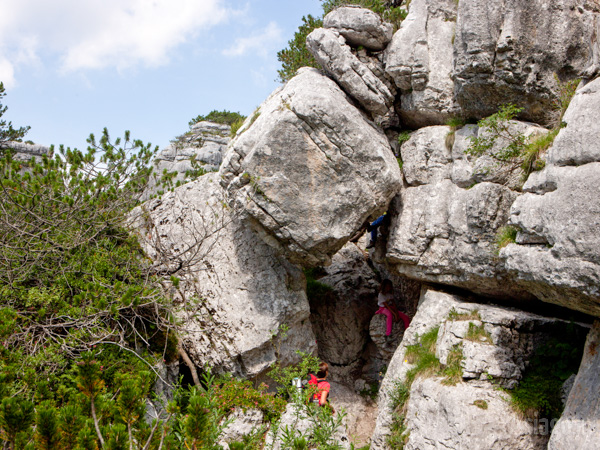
[188,109,246,127]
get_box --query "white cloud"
[0,0,233,82]
[0,58,16,88]
[222,21,283,57]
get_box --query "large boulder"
[503,78,600,316]
[323,6,394,51]
[306,28,395,123]
[219,68,402,267]
[384,0,459,128]
[134,173,316,378]
[548,321,600,450]
[371,288,584,449]
[453,0,598,125]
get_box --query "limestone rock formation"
[384,0,458,127]
[323,6,393,51]
[453,0,597,125]
[368,313,404,361]
[503,77,600,316]
[371,288,581,449]
[385,179,523,298]
[306,28,395,123]
[220,68,402,267]
[135,173,316,378]
[404,378,547,449]
[146,121,229,197]
[548,321,600,450]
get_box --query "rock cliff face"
[142,0,600,447]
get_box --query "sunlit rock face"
[453,0,597,126]
[219,68,402,267]
[503,77,600,317]
[135,173,316,379]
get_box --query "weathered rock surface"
[503,78,600,316]
[404,377,547,449]
[400,126,452,186]
[219,68,402,266]
[306,28,395,123]
[146,121,229,197]
[548,77,600,166]
[548,321,600,450]
[371,288,579,449]
[135,173,316,378]
[385,0,458,127]
[453,0,598,125]
[385,179,525,298]
[329,381,378,448]
[323,6,393,51]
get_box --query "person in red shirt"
[308,362,331,407]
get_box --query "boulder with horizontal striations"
[220,68,402,267]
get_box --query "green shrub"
[509,324,586,420]
[189,109,246,127]
[277,15,323,83]
[495,225,518,251]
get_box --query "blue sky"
[1,0,323,151]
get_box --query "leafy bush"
[509,324,586,420]
[189,110,246,127]
[277,15,323,83]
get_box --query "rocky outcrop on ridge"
[503,77,600,316]
[2,141,52,163]
[145,121,230,197]
[219,67,402,267]
[306,28,395,124]
[370,288,586,449]
[135,173,315,378]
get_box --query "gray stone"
[134,173,316,378]
[385,180,526,299]
[384,0,459,127]
[404,377,547,449]
[400,126,452,186]
[548,77,600,166]
[219,68,402,267]
[323,6,393,51]
[450,121,548,190]
[503,163,600,316]
[306,28,395,123]
[371,288,577,449]
[548,321,600,450]
[453,0,597,125]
